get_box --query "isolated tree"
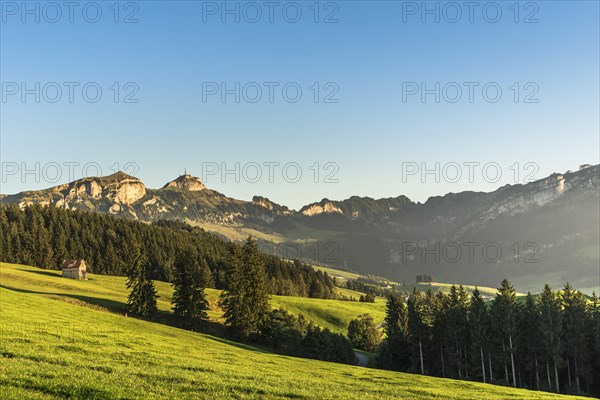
[347,313,381,352]
[126,239,158,317]
[538,284,562,393]
[221,237,270,339]
[172,246,211,326]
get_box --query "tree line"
[376,280,600,397]
[0,204,336,299]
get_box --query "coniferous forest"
[377,282,600,397]
[0,204,336,299]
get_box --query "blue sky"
[1,0,599,209]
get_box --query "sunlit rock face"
[479,167,600,222]
[66,173,146,205]
[161,174,206,192]
[301,200,343,216]
[104,175,146,204]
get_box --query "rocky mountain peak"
[161,173,206,192]
[66,171,146,205]
[103,171,139,183]
[300,199,343,216]
[252,196,275,210]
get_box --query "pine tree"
[538,284,562,393]
[378,292,411,371]
[221,237,270,340]
[491,279,518,387]
[517,292,541,390]
[220,244,244,329]
[408,288,432,374]
[384,292,408,338]
[469,288,489,383]
[445,285,469,379]
[431,291,449,378]
[172,246,210,326]
[587,292,600,396]
[126,239,158,317]
[560,283,587,394]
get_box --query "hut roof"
[61,259,85,269]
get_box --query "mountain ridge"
[1,165,598,291]
[2,165,597,214]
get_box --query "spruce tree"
[445,285,469,379]
[560,283,587,393]
[587,292,600,396]
[491,279,518,387]
[469,288,489,383]
[538,284,562,393]
[408,288,432,374]
[378,292,411,371]
[516,292,542,390]
[431,290,449,378]
[221,237,270,339]
[126,239,158,318]
[172,246,210,326]
[384,292,409,339]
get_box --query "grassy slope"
[0,263,385,333]
[0,267,586,399]
[271,296,386,331]
[312,265,361,285]
[314,264,513,298]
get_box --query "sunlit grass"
[0,264,588,399]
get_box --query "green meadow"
[0,262,587,399]
[0,263,385,333]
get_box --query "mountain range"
[2,164,599,292]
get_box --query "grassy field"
[0,265,588,399]
[0,263,384,333]
[312,265,361,285]
[312,264,511,298]
[271,295,386,332]
[0,263,513,335]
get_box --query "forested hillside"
[0,204,336,299]
[376,282,600,397]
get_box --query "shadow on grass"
[2,284,270,356]
[20,268,62,278]
[152,313,269,354]
[208,335,271,354]
[0,284,126,312]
